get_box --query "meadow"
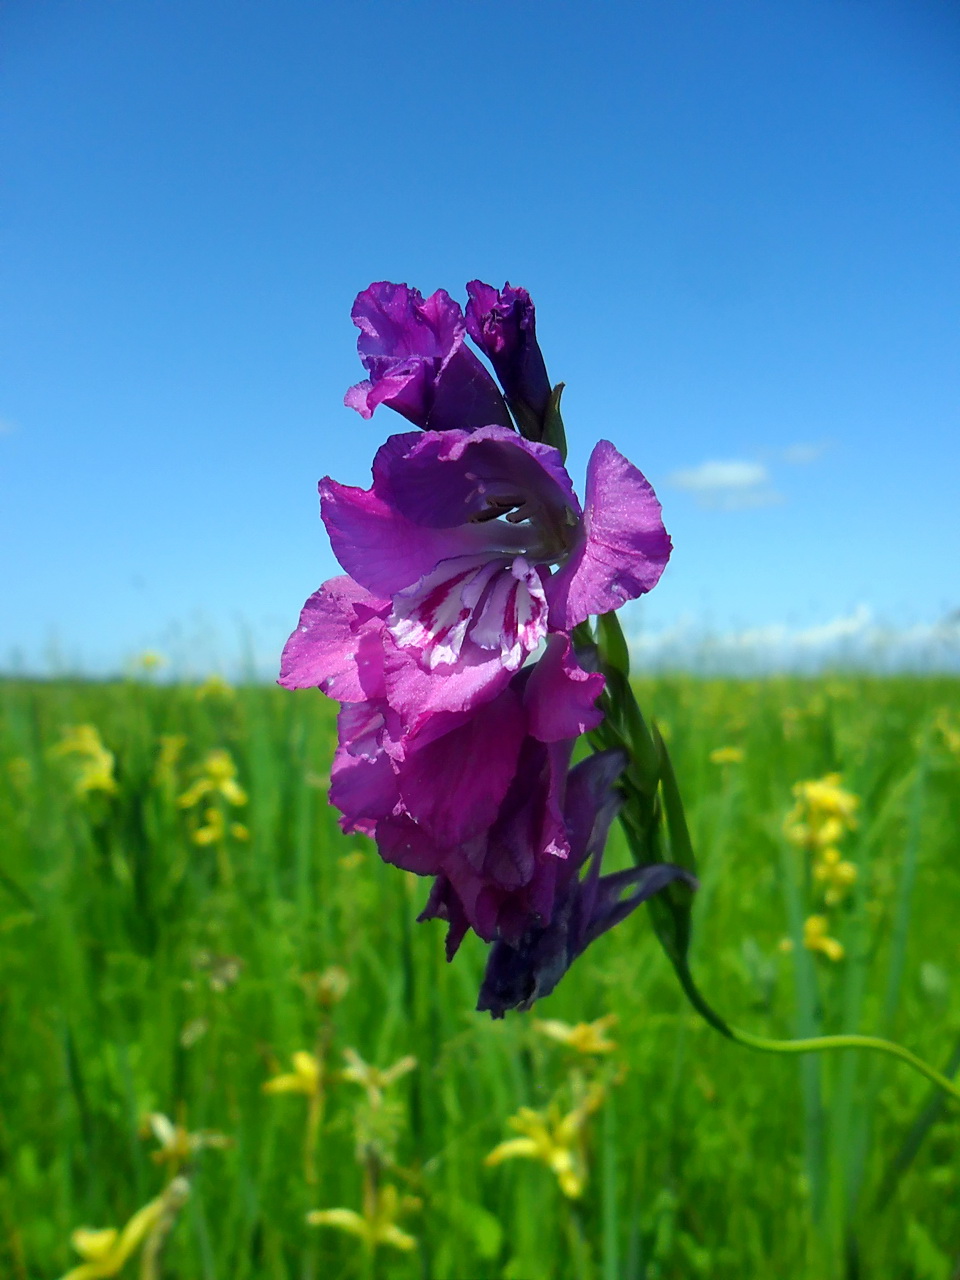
[1,671,958,1280]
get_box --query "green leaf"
[541,382,567,458]
[643,724,698,970]
[596,610,630,680]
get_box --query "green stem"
[672,960,960,1106]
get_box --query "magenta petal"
[278,577,389,700]
[320,475,481,599]
[547,440,673,630]
[382,636,514,735]
[329,746,399,835]
[524,634,605,742]
[397,685,526,847]
[378,426,581,530]
[377,814,444,876]
[344,282,511,432]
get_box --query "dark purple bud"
[476,751,698,1017]
[465,281,552,436]
[345,282,512,433]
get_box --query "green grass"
[1,673,959,1279]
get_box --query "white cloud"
[628,606,960,671]
[782,442,827,465]
[667,459,781,510]
[670,460,768,491]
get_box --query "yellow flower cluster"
[49,725,118,798]
[178,749,249,845]
[194,674,234,702]
[534,1014,618,1055]
[801,914,844,963]
[59,1175,192,1280]
[307,1183,421,1254]
[153,734,187,788]
[709,745,744,765]
[783,772,860,963]
[785,772,859,907]
[485,1079,607,1199]
[935,708,960,758]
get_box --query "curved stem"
[673,959,960,1106]
[731,1028,960,1104]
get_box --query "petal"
[278,578,389,699]
[379,427,580,532]
[417,874,471,959]
[547,440,672,630]
[465,280,552,421]
[381,635,515,735]
[344,283,510,431]
[329,746,399,835]
[396,685,526,847]
[377,814,444,876]
[523,634,605,743]
[320,474,485,598]
[581,863,698,949]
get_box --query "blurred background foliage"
[1,672,958,1279]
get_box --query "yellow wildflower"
[812,846,858,905]
[786,773,859,846]
[195,674,234,701]
[534,1014,618,1055]
[802,914,844,962]
[485,1081,606,1198]
[191,806,249,846]
[341,1048,417,1108]
[152,734,187,787]
[300,965,350,1008]
[49,725,118,797]
[307,1182,420,1254]
[142,1111,231,1173]
[935,708,960,757]
[58,1195,167,1280]
[262,1050,323,1097]
[177,749,247,809]
[709,746,744,765]
[133,650,167,673]
[6,756,33,793]
[263,1049,328,1184]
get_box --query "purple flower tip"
[465,280,552,433]
[345,282,512,433]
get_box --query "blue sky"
[2,0,959,673]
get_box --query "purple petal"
[382,630,516,734]
[523,634,605,743]
[329,746,399,835]
[377,814,444,876]
[581,863,698,949]
[344,282,511,432]
[563,749,628,876]
[417,874,471,958]
[547,440,673,630]
[396,684,526,847]
[465,280,552,423]
[320,475,485,599]
[376,426,580,531]
[278,577,389,700]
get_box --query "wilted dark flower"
[477,751,697,1017]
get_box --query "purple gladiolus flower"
[476,751,698,1017]
[318,426,671,721]
[465,280,552,433]
[344,282,513,433]
[281,577,604,864]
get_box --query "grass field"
[1,672,959,1280]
